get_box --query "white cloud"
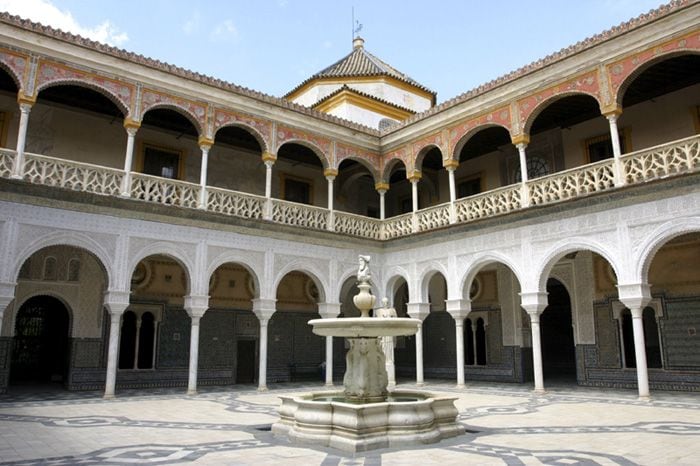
[209,19,238,42]
[0,0,128,46]
[183,10,201,35]
[278,0,289,7]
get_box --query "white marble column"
[318,303,341,387]
[324,169,337,231]
[445,161,458,224]
[618,317,627,368]
[121,120,140,196]
[446,299,471,388]
[606,110,625,187]
[471,320,478,365]
[512,135,530,207]
[185,295,209,395]
[407,302,429,386]
[253,299,276,391]
[376,182,388,220]
[262,152,276,220]
[103,291,130,399]
[618,283,652,400]
[520,291,548,394]
[133,316,142,369]
[11,101,33,179]
[408,172,421,233]
[198,138,213,209]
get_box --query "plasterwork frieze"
[448,106,512,156]
[139,88,207,133]
[213,108,273,152]
[0,47,28,90]
[275,125,332,164]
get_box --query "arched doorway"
[540,278,576,382]
[11,296,70,385]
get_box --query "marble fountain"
[272,256,462,452]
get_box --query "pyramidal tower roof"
[285,37,436,99]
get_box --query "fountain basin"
[272,390,462,453]
[308,317,421,338]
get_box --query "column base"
[416,382,425,387]
[103,393,115,400]
[324,382,335,388]
[637,395,651,402]
[187,389,198,396]
[10,174,22,180]
[257,385,268,392]
[532,387,546,395]
[456,383,465,389]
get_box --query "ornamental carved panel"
[140,88,207,134]
[0,48,28,89]
[448,106,512,155]
[213,108,272,152]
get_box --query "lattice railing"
[0,149,15,178]
[382,212,414,239]
[130,173,200,209]
[417,203,452,232]
[334,211,382,239]
[622,134,700,184]
[207,187,265,220]
[455,185,522,223]
[22,152,124,196]
[528,159,616,206]
[271,199,329,230]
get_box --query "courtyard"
[0,381,698,465]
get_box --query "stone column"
[318,302,341,386]
[11,99,34,179]
[446,299,471,388]
[604,108,625,187]
[375,182,388,220]
[184,295,209,395]
[408,171,421,233]
[253,298,276,391]
[520,291,548,394]
[471,320,478,365]
[512,134,530,207]
[618,317,627,368]
[262,152,276,220]
[103,290,130,399]
[198,138,214,209]
[444,160,458,224]
[618,283,652,400]
[121,119,140,196]
[133,316,142,369]
[407,302,430,386]
[324,168,337,231]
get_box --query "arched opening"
[208,261,258,385]
[620,54,700,149]
[125,254,189,385]
[422,272,454,379]
[28,84,126,167]
[384,160,410,216]
[210,125,264,195]
[540,278,576,382]
[336,159,378,217]
[11,244,108,392]
[456,126,513,194]
[523,94,602,182]
[390,278,413,380]
[138,108,200,182]
[276,142,326,207]
[416,147,445,209]
[11,295,70,385]
[271,271,324,382]
[0,66,19,150]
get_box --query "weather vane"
[352,7,363,45]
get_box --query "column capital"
[123,117,141,130]
[445,299,471,320]
[184,294,209,318]
[407,302,430,321]
[443,159,459,170]
[511,133,530,146]
[407,170,422,182]
[375,181,389,192]
[601,104,623,117]
[617,283,651,310]
[104,290,130,315]
[198,136,214,148]
[262,151,277,163]
[520,291,548,315]
[252,298,277,322]
[318,302,341,319]
[323,168,338,179]
[17,91,36,106]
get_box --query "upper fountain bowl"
[308,317,421,338]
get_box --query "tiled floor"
[1,380,699,465]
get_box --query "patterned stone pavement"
[1,381,699,465]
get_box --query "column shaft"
[415,325,424,386]
[607,114,625,186]
[471,322,478,365]
[631,309,650,399]
[12,103,32,179]
[530,315,545,393]
[198,146,210,209]
[121,127,137,196]
[104,313,122,399]
[187,316,201,395]
[258,320,269,391]
[455,320,465,387]
[325,335,333,386]
[379,190,386,220]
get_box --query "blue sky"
[1,0,665,102]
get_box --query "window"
[142,145,181,179]
[585,130,629,163]
[513,157,550,183]
[43,257,57,281]
[457,176,482,199]
[67,259,80,282]
[282,175,312,204]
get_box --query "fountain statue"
[272,255,462,452]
